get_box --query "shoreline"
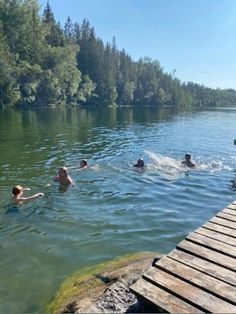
[47,252,163,313]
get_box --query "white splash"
[145,150,233,179]
[197,160,232,172]
[145,150,184,180]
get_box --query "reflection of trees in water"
[0,106,198,160]
[0,106,199,189]
[0,106,195,143]
[84,105,189,127]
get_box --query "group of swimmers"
[11,155,195,204]
[133,154,195,169]
[11,159,88,204]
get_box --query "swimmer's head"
[185,154,191,161]
[135,159,144,168]
[80,159,88,168]
[12,185,23,196]
[58,166,68,178]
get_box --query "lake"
[0,106,235,312]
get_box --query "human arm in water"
[15,193,44,203]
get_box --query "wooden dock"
[130,201,236,313]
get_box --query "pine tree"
[42,1,64,46]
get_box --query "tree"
[64,16,74,43]
[0,22,20,106]
[0,0,235,108]
[37,44,81,104]
[42,1,65,46]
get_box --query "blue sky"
[39,0,236,89]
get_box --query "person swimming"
[11,185,44,204]
[181,154,195,168]
[231,178,236,188]
[54,166,73,186]
[133,159,145,168]
[79,159,88,169]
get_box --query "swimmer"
[11,185,44,204]
[181,154,195,168]
[133,159,145,168]
[79,159,88,169]
[231,178,236,188]
[54,166,73,186]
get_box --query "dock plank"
[177,239,236,271]
[168,249,236,286]
[130,202,236,313]
[210,216,236,230]
[227,203,236,210]
[223,208,236,216]
[216,212,236,223]
[143,268,236,313]
[186,232,236,257]
[202,221,236,238]
[153,256,236,304]
[195,227,236,246]
[130,278,203,313]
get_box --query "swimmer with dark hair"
[231,178,236,188]
[181,154,195,168]
[133,159,144,168]
[80,159,88,169]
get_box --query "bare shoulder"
[68,176,73,184]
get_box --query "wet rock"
[49,252,163,314]
[97,280,137,312]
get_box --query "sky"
[39,0,236,89]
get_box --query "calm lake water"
[0,106,235,312]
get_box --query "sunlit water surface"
[0,106,236,312]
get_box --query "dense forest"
[1,0,236,108]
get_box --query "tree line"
[1,0,236,108]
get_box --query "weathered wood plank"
[168,249,236,286]
[143,268,236,313]
[130,277,203,313]
[153,256,236,304]
[195,227,236,246]
[131,202,236,313]
[210,216,236,230]
[202,221,236,238]
[223,208,236,216]
[227,203,236,210]
[217,212,236,223]
[186,232,236,257]
[177,239,236,271]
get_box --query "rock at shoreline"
[48,252,162,314]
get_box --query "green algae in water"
[47,252,155,314]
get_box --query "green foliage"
[42,2,65,47]
[0,0,92,106]
[0,21,20,106]
[16,61,42,104]
[185,82,236,107]
[0,0,235,108]
[77,75,96,103]
[120,81,135,104]
[37,45,82,104]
